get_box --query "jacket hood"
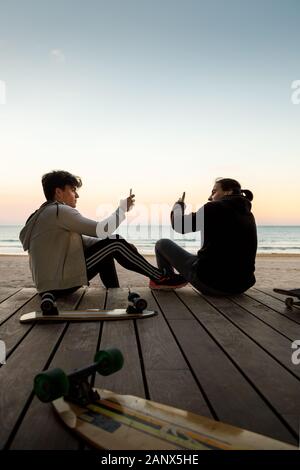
[218,195,252,214]
[19,201,59,251]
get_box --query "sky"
[0,0,300,224]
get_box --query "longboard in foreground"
[20,291,156,323]
[273,288,300,309]
[34,349,296,450]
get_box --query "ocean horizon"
[1,225,300,255]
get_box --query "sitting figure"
[19,170,185,297]
[150,178,257,295]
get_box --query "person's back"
[196,195,257,293]
[20,201,94,292]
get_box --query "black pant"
[41,236,162,298]
[155,238,229,296]
[85,236,162,288]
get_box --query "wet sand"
[1,254,300,290]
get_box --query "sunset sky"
[0,0,300,225]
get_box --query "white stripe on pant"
[85,239,161,280]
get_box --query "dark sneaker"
[149,274,188,290]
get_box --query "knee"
[155,238,174,252]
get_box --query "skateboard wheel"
[34,368,69,402]
[94,348,124,376]
[134,298,147,312]
[41,293,58,315]
[128,292,139,302]
[285,297,294,309]
[128,292,147,312]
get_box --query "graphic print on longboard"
[20,292,157,323]
[33,349,296,450]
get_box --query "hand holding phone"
[177,191,185,204]
[128,188,135,211]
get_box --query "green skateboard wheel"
[94,348,124,376]
[34,368,69,402]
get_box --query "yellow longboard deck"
[20,309,157,323]
[53,388,297,450]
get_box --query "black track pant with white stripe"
[85,236,162,288]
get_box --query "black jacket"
[171,195,257,293]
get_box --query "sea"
[1,225,300,255]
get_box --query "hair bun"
[241,189,253,202]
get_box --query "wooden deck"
[0,285,300,449]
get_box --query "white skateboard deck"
[20,309,157,323]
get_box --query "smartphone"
[181,191,185,202]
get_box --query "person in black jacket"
[149,178,257,295]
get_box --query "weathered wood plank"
[0,289,85,356]
[0,325,65,449]
[137,288,213,418]
[255,287,300,312]
[136,290,189,371]
[10,287,105,450]
[206,295,300,379]
[1,290,86,450]
[246,289,300,324]
[95,288,145,398]
[146,370,213,417]
[228,293,300,341]
[0,288,22,304]
[154,288,296,444]
[0,288,37,324]
[176,288,298,444]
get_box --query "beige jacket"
[19,202,125,293]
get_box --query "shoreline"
[1,252,299,289]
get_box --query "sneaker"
[149,274,188,290]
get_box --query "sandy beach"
[1,253,300,290]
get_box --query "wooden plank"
[153,288,296,444]
[136,290,189,371]
[1,290,85,450]
[9,288,105,450]
[0,287,21,304]
[202,295,300,380]
[245,289,300,325]
[228,293,300,341]
[256,287,300,311]
[137,288,213,418]
[0,288,37,324]
[0,294,42,356]
[176,288,299,444]
[96,288,145,398]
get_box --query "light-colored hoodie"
[19,201,125,293]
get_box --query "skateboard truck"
[40,292,147,316]
[126,292,148,314]
[40,292,58,316]
[34,348,124,406]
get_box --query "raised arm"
[57,204,126,238]
[171,202,204,234]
